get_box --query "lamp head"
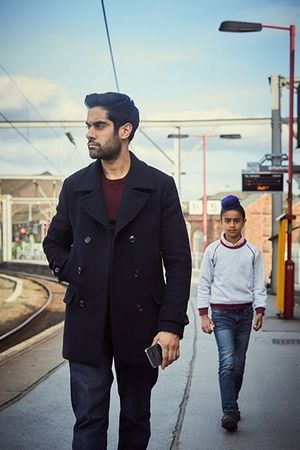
[219,134,241,139]
[167,134,189,139]
[219,21,262,33]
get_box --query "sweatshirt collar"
[221,231,246,248]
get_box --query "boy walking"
[197,195,267,431]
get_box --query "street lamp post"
[190,133,241,250]
[219,20,296,318]
[167,129,189,197]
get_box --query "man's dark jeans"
[69,341,158,450]
[212,304,253,414]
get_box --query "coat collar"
[74,152,155,192]
[73,152,156,233]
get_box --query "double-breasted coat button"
[133,269,140,278]
[136,304,144,312]
[84,236,91,244]
[54,267,60,274]
[129,234,136,243]
[77,266,82,275]
[79,299,86,308]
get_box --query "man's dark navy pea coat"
[43,152,191,366]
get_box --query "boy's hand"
[253,312,263,331]
[200,315,214,334]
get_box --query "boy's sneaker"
[221,412,239,431]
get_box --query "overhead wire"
[100,0,120,92]
[0,62,84,170]
[139,128,174,164]
[99,1,173,165]
[0,63,61,138]
[100,1,174,168]
[0,111,63,175]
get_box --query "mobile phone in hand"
[145,343,162,368]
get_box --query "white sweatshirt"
[197,239,267,310]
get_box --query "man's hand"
[152,331,180,370]
[253,312,264,331]
[200,315,214,334]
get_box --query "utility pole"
[270,75,283,293]
[174,127,181,196]
[167,129,188,198]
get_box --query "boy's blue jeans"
[212,304,253,414]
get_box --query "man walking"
[43,92,191,450]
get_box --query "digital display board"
[242,173,283,192]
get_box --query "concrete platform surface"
[0,283,299,450]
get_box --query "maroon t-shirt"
[101,173,127,230]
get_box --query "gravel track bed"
[0,276,66,353]
[0,278,15,302]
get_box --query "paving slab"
[179,295,300,450]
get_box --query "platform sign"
[189,200,202,215]
[242,173,283,192]
[207,200,221,215]
[189,200,221,215]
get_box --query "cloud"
[0,75,89,176]
[0,75,85,119]
[0,130,89,176]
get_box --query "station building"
[0,173,62,263]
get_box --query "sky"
[0,0,300,201]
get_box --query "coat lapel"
[74,161,110,230]
[115,152,155,234]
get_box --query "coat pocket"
[63,285,75,305]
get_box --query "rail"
[0,274,54,342]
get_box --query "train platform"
[0,282,300,450]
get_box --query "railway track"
[0,272,66,354]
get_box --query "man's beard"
[88,135,122,161]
